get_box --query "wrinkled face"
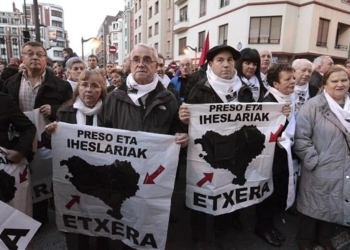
[294,61,312,86]
[78,76,102,107]
[156,57,165,77]
[130,46,157,85]
[53,63,63,74]
[62,51,68,58]
[106,64,114,73]
[68,63,85,82]
[88,57,98,69]
[110,72,122,87]
[209,50,235,80]
[179,58,191,77]
[273,70,296,95]
[319,57,334,74]
[21,45,47,72]
[242,61,257,79]
[9,58,19,66]
[324,71,350,102]
[260,50,272,71]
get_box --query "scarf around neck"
[293,83,309,111]
[73,97,102,126]
[324,90,350,132]
[126,73,158,106]
[206,66,241,103]
[240,75,260,102]
[158,74,171,88]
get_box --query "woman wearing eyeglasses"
[45,69,108,250]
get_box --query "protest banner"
[0,149,31,216]
[51,122,180,250]
[0,200,41,250]
[185,103,289,215]
[23,109,53,203]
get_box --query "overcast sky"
[3,0,124,56]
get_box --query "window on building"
[178,37,187,55]
[1,18,8,24]
[135,35,137,45]
[13,48,19,56]
[167,18,171,31]
[198,31,205,52]
[149,7,152,19]
[218,24,228,44]
[167,40,170,52]
[138,16,141,26]
[0,27,4,34]
[154,42,158,51]
[13,19,20,25]
[248,16,282,44]
[0,38,5,44]
[200,0,207,17]
[1,48,6,55]
[180,6,188,21]
[148,26,152,37]
[135,2,137,12]
[139,32,141,43]
[155,22,159,35]
[317,18,330,47]
[54,50,62,57]
[139,0,141,9]
[51,10,62,18]
[12,38,18,45]
[56,31,63,37]
[12,27,17,34]
[52,20,63,28]
[220,0,230,8]
[56,41,65,47]
[155,1,159,14]
[135,19,137,28]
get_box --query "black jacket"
[99,81,180,135]
[3,70,72,121]
[0,93,36,159]
[308,83,319,98]
[309,70,323,89]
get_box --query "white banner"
[0,200,41,250]
[186,103,287,215]
[0,150,32,216]
[52,122,180,250]
[24,109,53,203]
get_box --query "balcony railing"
[173,17,189,34]
[335,44,349,50]
[316,41,327,47]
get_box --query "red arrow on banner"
[65,195,80,209]
[269,124,284,142]
[197,173,213,187]
[19,167,28,183]
[144,165,165,184]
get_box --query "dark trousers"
[66,233,109,250]
[296,213,333,248]
[190,209,231,242]
[255,171,288,232]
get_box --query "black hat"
[206,45,241,62]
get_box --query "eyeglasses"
[158,63,165,67]
[22,52,47,58]
[180,63,191,68]
[131,58,156,66]
[79,83,101,90]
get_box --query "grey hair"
[313,55,332,70]
[130,43,158,61]
[292,58,312,70]
[66,57,86,70]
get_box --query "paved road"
[27,165,350,250]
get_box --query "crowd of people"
[1,40,350,250]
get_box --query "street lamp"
[81,37,100,60]
[184,45,198,69]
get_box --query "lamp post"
[185,45,198,69]
[81,37,99,60]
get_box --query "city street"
[27,165,350,250]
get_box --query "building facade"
[172,0,350,64]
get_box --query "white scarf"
[73,97,102,126]
[324,90,350,132]
[240,75,260,102]
[126,73,159,106]
[157,74,171,88]
[268,87,294,121]
[293,83,310,111]
[67,80,77,92]
[206,66,242,103]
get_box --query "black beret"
[206,45,241,62]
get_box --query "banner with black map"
[0,200,41,250]
[51,122,180,250]
[185,103,287,215]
